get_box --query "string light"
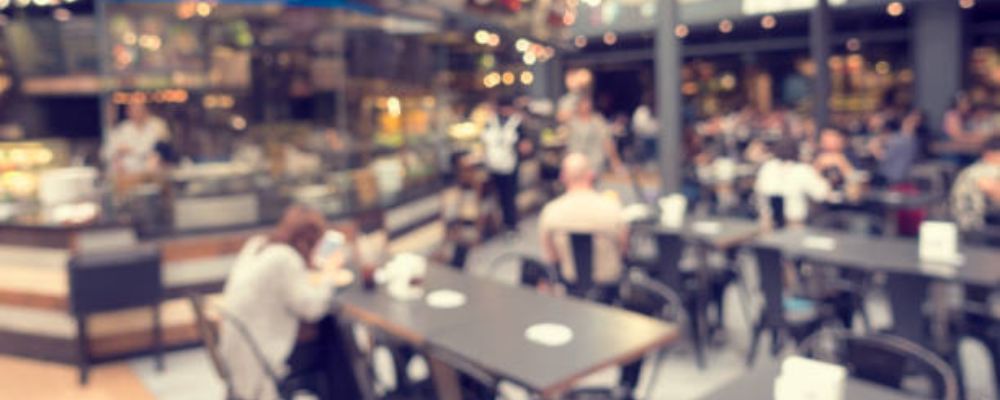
[501,71,515,86]
[674,24,689,38]
[959,0,975,9]
[719,19,733,34]
[574,35,587,48]
[520,71,534,85]
[886,2,904,17]
[602,31,617,46]
[761,15,776,30]
[52,7,71,22]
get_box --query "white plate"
[425,289,467,309]
[524,323,573,347]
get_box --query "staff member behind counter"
[100,100,173,179]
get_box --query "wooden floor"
[0,354,154,400]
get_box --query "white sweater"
[219,236,335,400]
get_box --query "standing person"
[870,109,924,186]
[755,138,831,228]
[951,136,1000,233]
[101,100,172,177]
[565,97,623,175]
[219,205,344,400]
[632,101,659,165]
[481,98,530,233]
[943,92,975,143]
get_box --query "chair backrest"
[487,253,558,289]
[800,330,958,400]
[187,293,234,395]
[768,196,786,229]
[68,245,162,315]
[652,232,686,293]
[884,272,931,346]
[567,232,596,297]
[618,271,685,322]
[753,246,786,325]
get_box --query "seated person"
[539,153,627,298]
[219,205,343,400]
[813,128,857,191]
[755,138,831,228]
[870,109,923,186]
[951,136,1000,233]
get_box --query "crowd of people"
[210,71,1000,397]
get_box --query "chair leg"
[76,316,90,385]
[769,327,783,358]
[152,304,164,372]
[687,302,707,370]
[746,321,764,367]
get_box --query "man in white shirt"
[539,153,627,295]
[101,101,171,176]
[481,98,529,232]
[755,138,831,227]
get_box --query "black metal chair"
[957,283,1000,397]
[647,231,709,369]
[798,329,960,400]
[486,252,559,289]
[68,245,164,385]
[552,232,621,304]
[564,270,687,400]
[746,246,827,366]
[189,293,327,400]
[188,293,237,399]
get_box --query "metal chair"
[957,283,1000,396]
[486,252,559,289]
[188,293,237,399]
[746,246,827,366]
[189,293,324,400]
[68,245,164,385]
[798,329,960,400]
[648,231,709,369]
[565,270,687,400]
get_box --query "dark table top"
[336,265,680,397]
[756,226,1000,287]
[701,361,922,400]
[645,216,762,250]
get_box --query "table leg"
[336,319,379,400]
[428,355,463,400]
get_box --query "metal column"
[655,0,682,194]
[810,0,832,130]
[914,0,963,132]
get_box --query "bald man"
[539,153,628,293]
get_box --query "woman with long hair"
[219,205,342,400]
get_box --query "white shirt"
[219,236,335,400]
[101,117,170,175]
[755,159,831,223]
[482,114,521,174]
[632,105,659,138]
[539,190,626,284]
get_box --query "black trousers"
[491,170,519,230]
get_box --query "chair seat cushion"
[784,296,819,323]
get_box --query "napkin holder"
[919,221,963,265]
[379,253,428,301]
[658,194,687,229]
[774,356,846,400]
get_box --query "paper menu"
[919,221,962,264]
[774,356,846,400]
[658,194,688,229]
